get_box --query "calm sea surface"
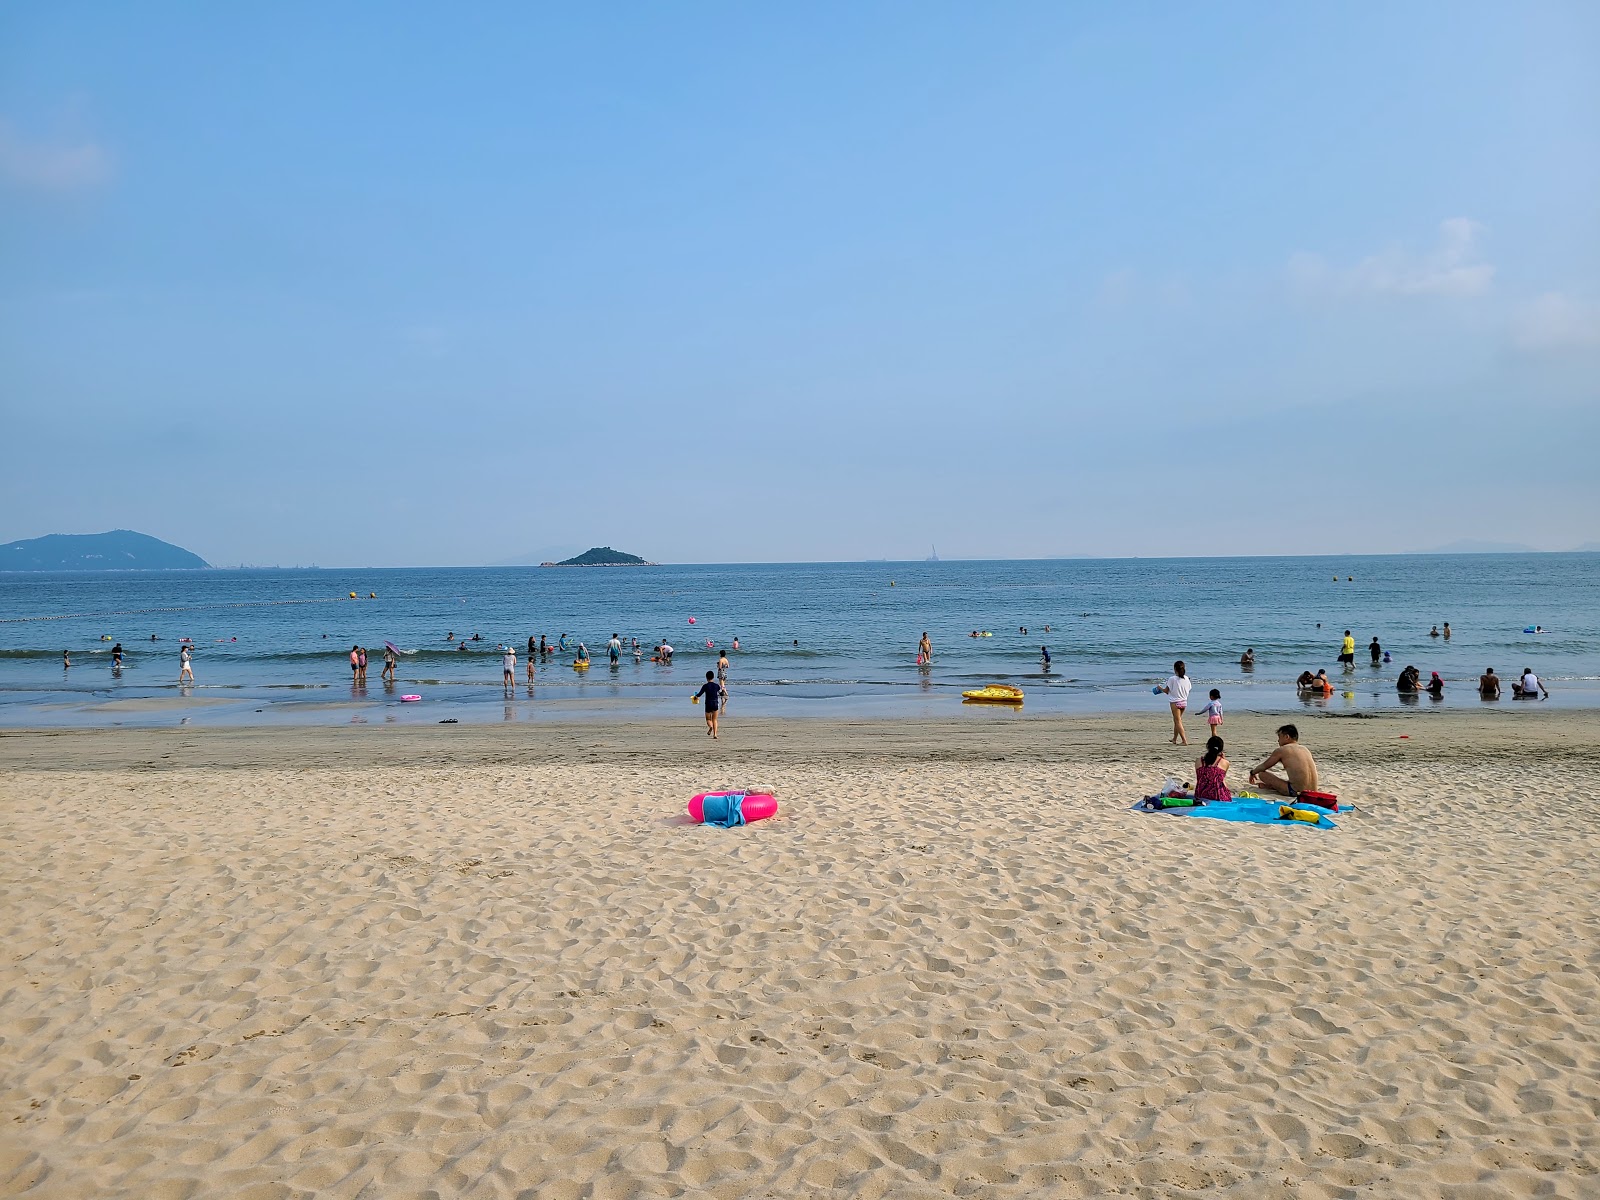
[2,554,1596,727]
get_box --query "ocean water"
[1,554,1597,727]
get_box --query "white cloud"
[1511,292,1600,351]
[0,118,112,192]
[1289,218,1494,299]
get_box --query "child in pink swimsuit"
[1200,689,1223,733]
[1194,735,1231,802]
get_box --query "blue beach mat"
[1130,796,1337,829]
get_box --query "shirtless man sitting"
[1248,724,1319,797]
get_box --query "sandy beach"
[3,709,1597,1198]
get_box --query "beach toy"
[1279,806,1322,823]
[574,661,589,671]
[689,791,778,827]
[401,694,421,702]
[962,684,1024,704]
[688,617,696,624]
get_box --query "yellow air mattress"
[962,684,1024,704]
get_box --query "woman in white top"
[1516,669,1548,700]
[179,645,194,683]
[1160,659,1192,745]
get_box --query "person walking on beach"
[382,644,397,683]
[1199,688,1223,734]
[693,670,723,738]
[1247,724,1319,796]
[918,631,932,665]
[179,644,194,683]
[1479,667,1500,700]
[1339,630,1356,669]
[1159,660,1191,745]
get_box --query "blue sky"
[3,3,1597,565]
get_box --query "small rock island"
[542,546,655,567]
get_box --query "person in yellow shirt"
[1338,629,1356,668]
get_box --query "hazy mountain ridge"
[1,530,210,571]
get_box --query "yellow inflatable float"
[962,684,1024,705]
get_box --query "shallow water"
[2,553,1595,726]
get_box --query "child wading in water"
[693,670,723,739]
[1194,736,1231,801]
[1200,688,1223,735]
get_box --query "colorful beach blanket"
[1130,796,1336,829]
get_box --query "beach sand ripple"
[2,714,1597,1197]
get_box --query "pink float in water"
[401,694,422,702]
[687,617,696,624]
[688,792,778,824]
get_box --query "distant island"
[542,546,655,567]
[0,530,210,572]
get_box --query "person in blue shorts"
[694,671,723,738]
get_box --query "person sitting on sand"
[1247,724,1318,797]
[1194,736,1231,802]
[1513,668,1548,700]
[1479,667,1500,700]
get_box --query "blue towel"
[700,792,747,828]
[1131,797,1336,829]
[1188,797,1337,828]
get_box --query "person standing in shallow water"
[1159,660,1191,745]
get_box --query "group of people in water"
[1278,623,1552,702]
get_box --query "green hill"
[0,530,210,571]
[550,546,651,567]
